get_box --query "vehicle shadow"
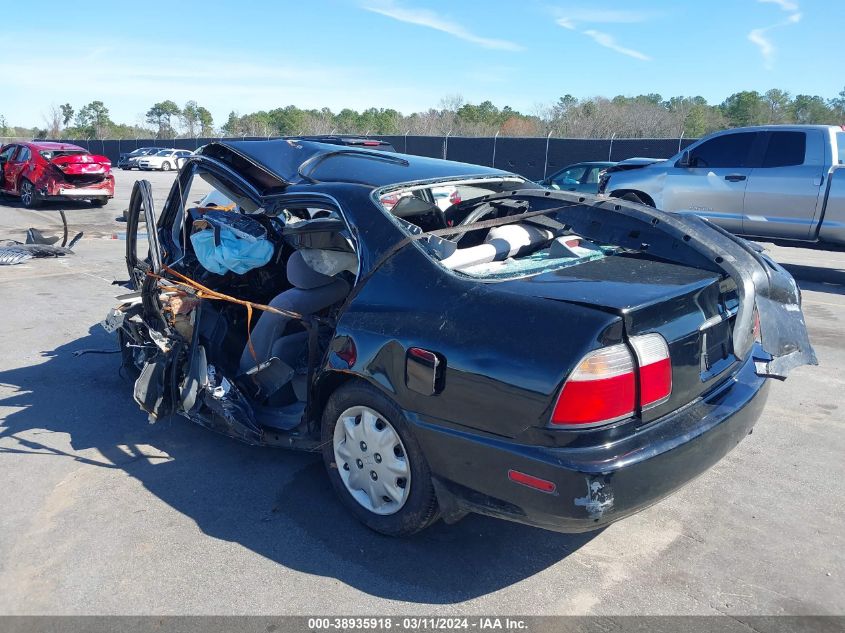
[0,193,96,212]
[0,326,597,604]
[779,263,845,296]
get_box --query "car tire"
[19,179,38,208]
[161,162,171,172]
[91,198,108,207]
[321,381,439,536]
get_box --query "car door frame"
[4,145,30,194]
[662,131,765,233]
[577,164,608,193]
[742,129,826,240]
[0,145,19,192]
[547,163,589,191]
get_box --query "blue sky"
[1,0,841,127]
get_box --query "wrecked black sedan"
[103,139,816,536]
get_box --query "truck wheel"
[321,382,439,536]
[161,162,171,172]
[19,179,38,208]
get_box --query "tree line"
[2,88,844,141]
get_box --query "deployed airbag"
[190,210,274,275]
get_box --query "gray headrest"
[286,250,336,289]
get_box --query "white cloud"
[554,7,655,60]
[554,8,659,25]
[362,1,523,51]
[582,30,651,61]
[748,28,775,68]
[748,0,802,69]
[759,0,799,11]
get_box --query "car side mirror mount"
[677,150,691,168]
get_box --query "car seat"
[238,249,350,378]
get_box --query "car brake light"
[630,333,672,409]
[551,334,673,427]
[551,343,636,426]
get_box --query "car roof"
[707,124,843,135]
[24,141,87,152]
[195,139,514,190]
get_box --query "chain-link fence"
[3,135,697,181]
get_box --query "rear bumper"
[414,349,770,532]
[37,176,114,200]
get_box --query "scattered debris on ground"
[0,209,83,266]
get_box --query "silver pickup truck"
[599,125,845,246]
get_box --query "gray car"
[601,125,845,247]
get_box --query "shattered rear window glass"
[457,248,610,280]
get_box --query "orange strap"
[152,266,307,363]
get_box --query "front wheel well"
[610,190,655,207]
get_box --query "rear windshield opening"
[39,149,86,160]
[376,179,619,280]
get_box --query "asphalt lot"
[0,169,843,615]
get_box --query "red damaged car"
[0,141,114,208]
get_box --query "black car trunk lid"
[493,255,741,422]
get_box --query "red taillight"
[508,469,556,493]
[551,334,672,427]
[551,344,636,426]
[631,333,672,409]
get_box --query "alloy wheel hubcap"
[21,182,32,206]
[333,405,410,515]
